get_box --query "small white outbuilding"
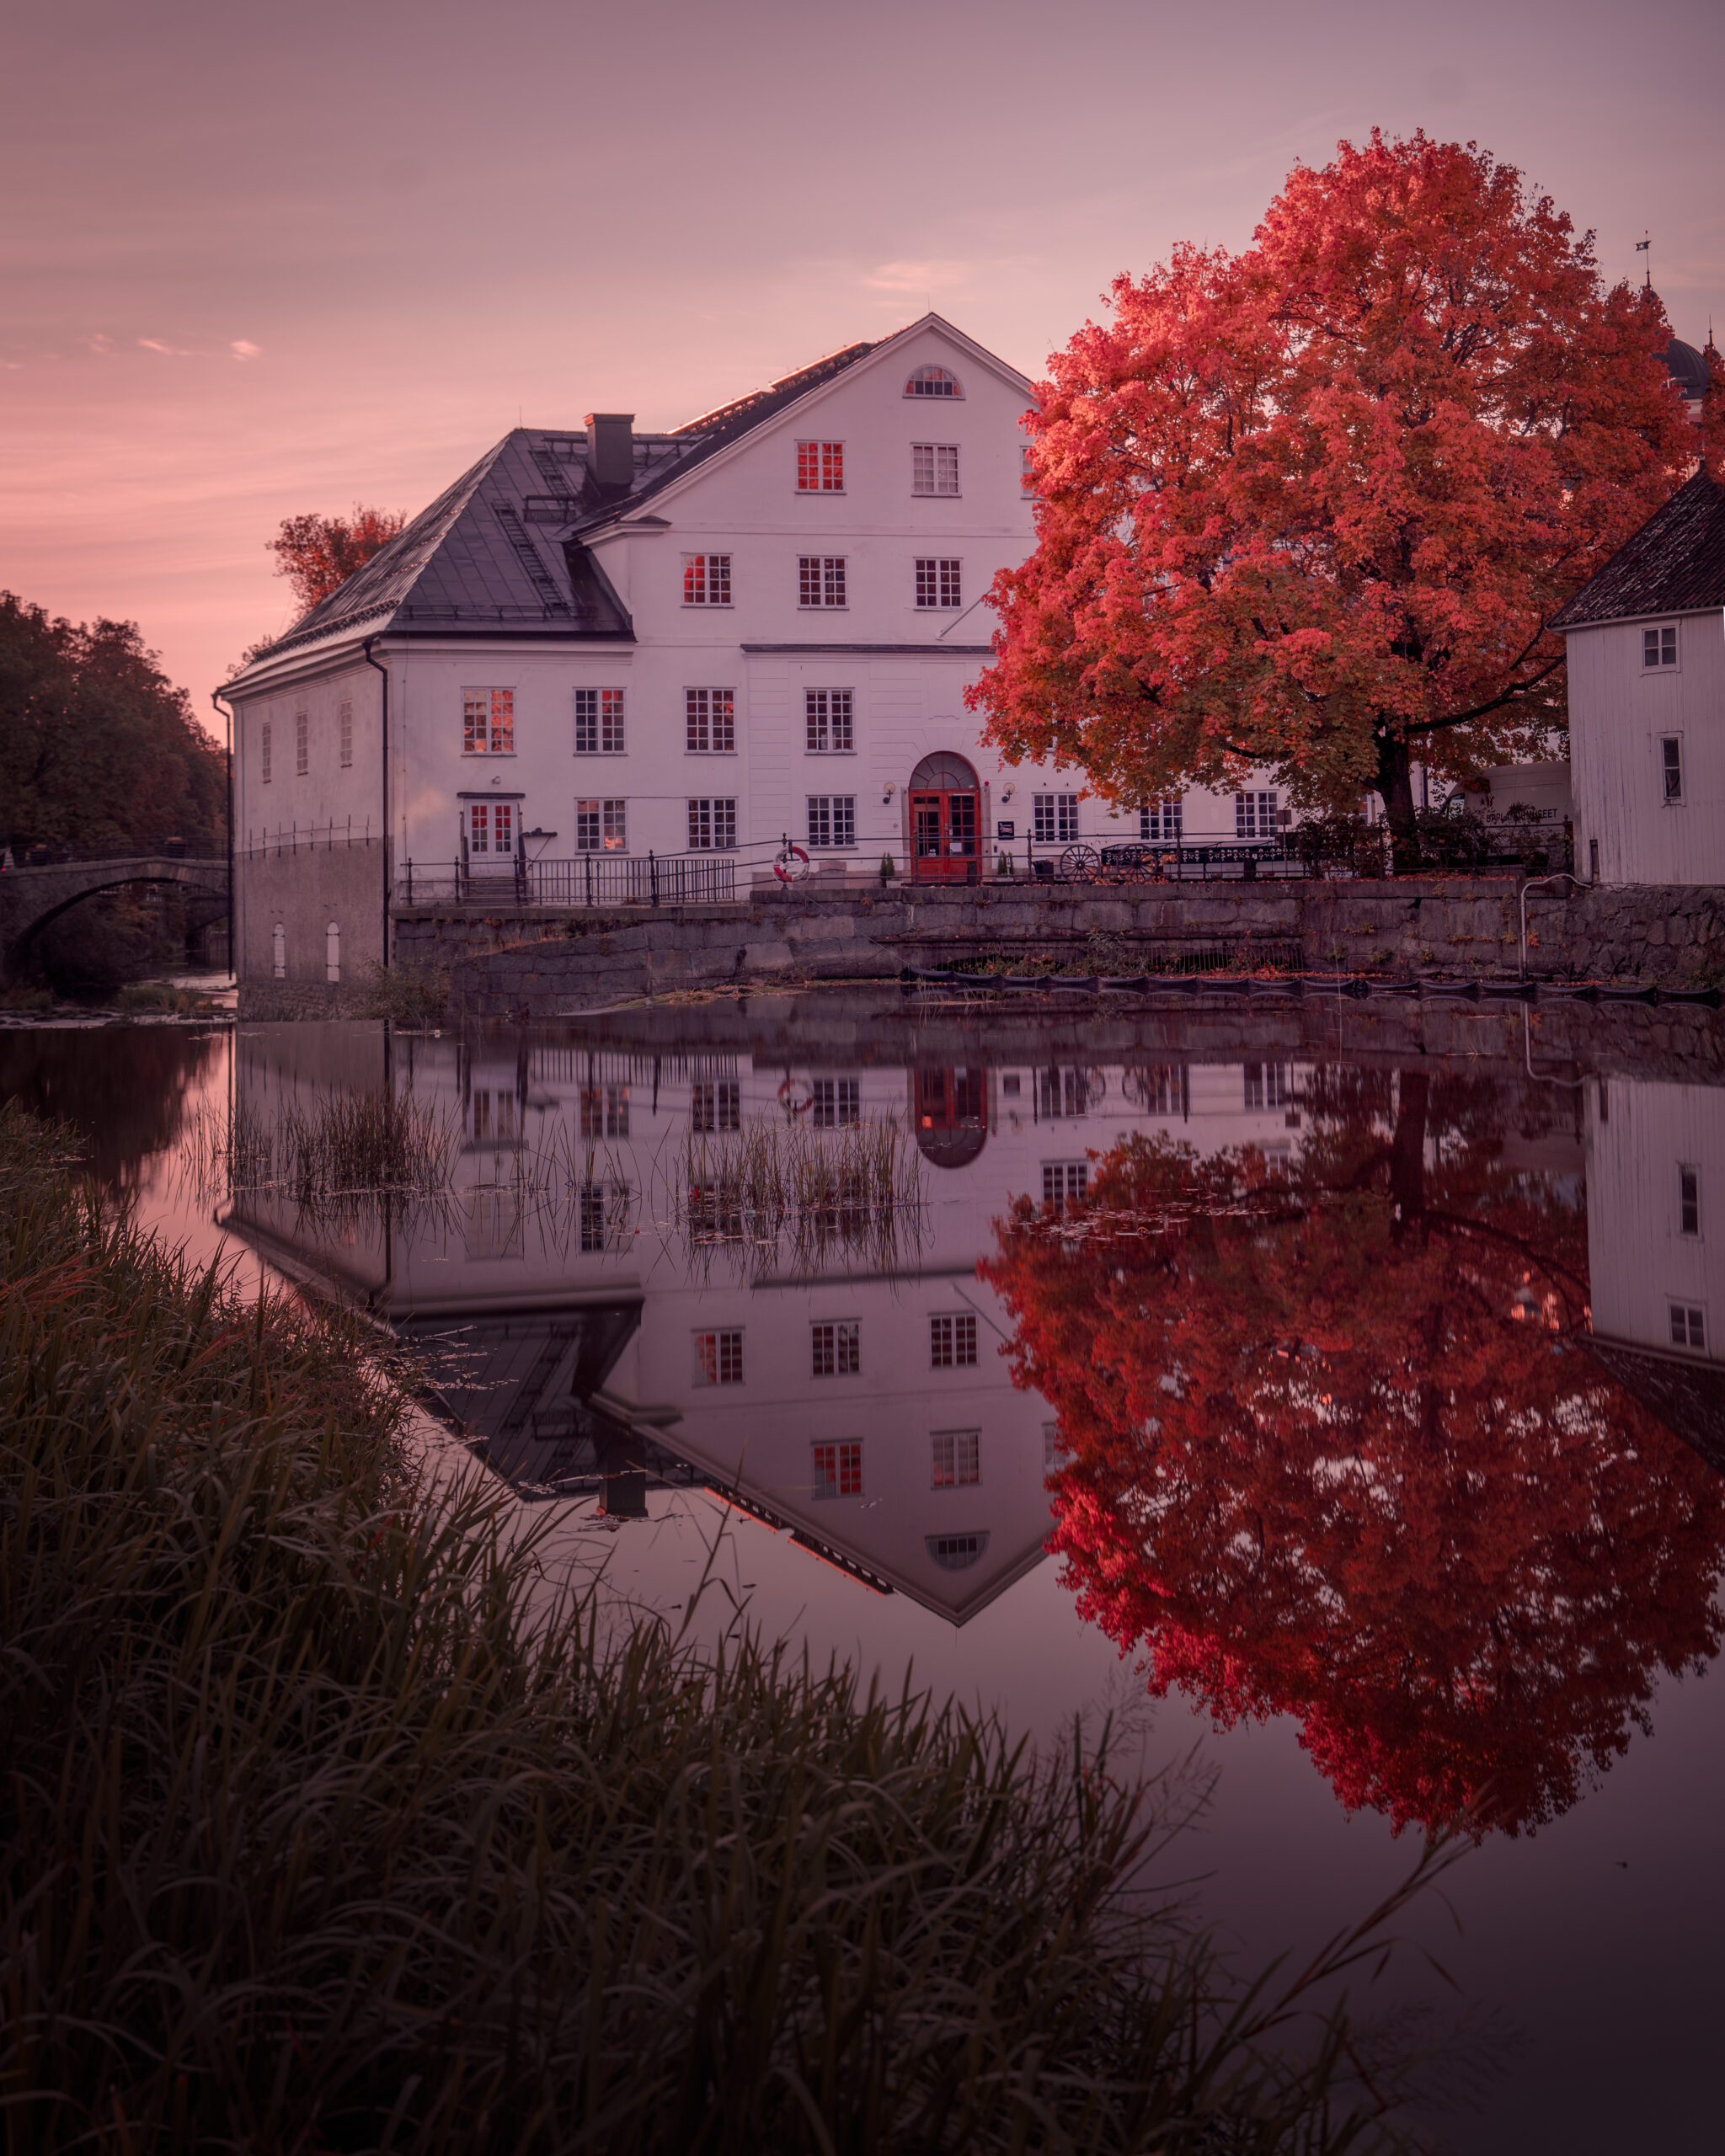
[1553,470,1725,886]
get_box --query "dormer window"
[905,366,961,398]
[1643,623,1679,669]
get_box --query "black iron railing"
[396,853,739,908]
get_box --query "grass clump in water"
[0,1100,1440,2153]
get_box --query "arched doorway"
[908,751,980,884]
[911,1066,988,1168]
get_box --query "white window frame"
[1140,798,1183,842]
[930,1312,978,1369]
[811,1438,863,1498]
[1235,790,1278,840]
[804,688,854,754]
[260,719,273,785]
[914,557,961,609]
[911,443,960,497]
[690,1079,740,1134]
[806,795,856,850]
[462,687,515,755]
[685,688,736,755]
[1041,1161,1087,1207]
[467,800,515,857]
[811,1075,860,1127]
[687,798,738,851]
[1642,622,1680,671]
[1033,794,1079,845]
[798,556,846,609]
[1669,1300,1706,1352]
[339,698,353,768]
[682,554,732,607]
[1660,735,1684,804]
[574,687,626,755]
[795,440,845,493]
[295,710,309,777]
[904,366,962,398]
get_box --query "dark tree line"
[0,593,227,857]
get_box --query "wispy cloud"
[80,332,115,355]
[863,259,971,294]
[230,339,262,360]
[138,337,194,356]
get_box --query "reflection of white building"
[224,1018,1311,1622]
[1583,1072,1725,1474]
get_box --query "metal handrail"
[1519,870,1583,977]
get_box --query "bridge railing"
[2,839,225,868]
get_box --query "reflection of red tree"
[982,1075,1725,1835]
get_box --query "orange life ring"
[773,844,810,883]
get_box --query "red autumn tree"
[969,131,1698,836]
[269,504,406,614]
[981,1075,1725,1835]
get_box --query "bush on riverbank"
[0,1103,1433,2153]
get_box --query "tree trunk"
[1375,730,1418,873]
[1387,1069,1429,1250]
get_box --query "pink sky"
[4,0,1721,736]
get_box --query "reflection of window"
[578,1181,630,1252]
[325,921,340,983]
[1680,1165,1701,1239]
[927,1532,987,1569]
[1042,1161,1087,1207]
[811,1320,860,1377]
[1140,798,1182,842]
[465,1186,523,1260]
[1235,790,1278,839]
[796,440,844,491]
[1643,623,1678,669]
[271,921,285,979]
[471,1089,517,1142]
[812,1077,859,1127]
[693,1329,744,1385]
[462,687,514,754]
[682,555,730,606]
[1039,1067,1090,1118]
[812,1439,862,1497]
[804,689,853,753]
[1670,1302,1706,1351]
[1033,794,1078,844]
[911,443,959,495]
[930,1314,977,1368]
[580,1085,628,1138]
[261,720,273,784]
[685,688,735,754]
[1243,1063,1290,1111]
[687,798,737,851]
[1124,1065,1188,1117]
[574,688,626,755]
[339,699,353,767]
[1043,1422,1066,1470]
[691,1080,740,1133]
[296,711,309,776]
[931,1429,980,1487]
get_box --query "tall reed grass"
[1,1102,1443,2153]
[675,1116,924,1276]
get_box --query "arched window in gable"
[905,365,962,399]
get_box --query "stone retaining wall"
[387,877,1725,1020]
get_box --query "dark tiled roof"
[1551,472,1725,629]
[226,320,935,689]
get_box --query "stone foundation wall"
[236,979,380,1021]
[389,877,1725,1020]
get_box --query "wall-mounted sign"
[996,821,1015,841]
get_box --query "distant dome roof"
[1663,338,1711,399]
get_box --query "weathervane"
[1637,232,1651,292]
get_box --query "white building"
[221,315,1288,1000]
[1554,469,1725,887]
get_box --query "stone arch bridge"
[0,856,229,984]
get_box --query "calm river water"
[4,988,1722,2152]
